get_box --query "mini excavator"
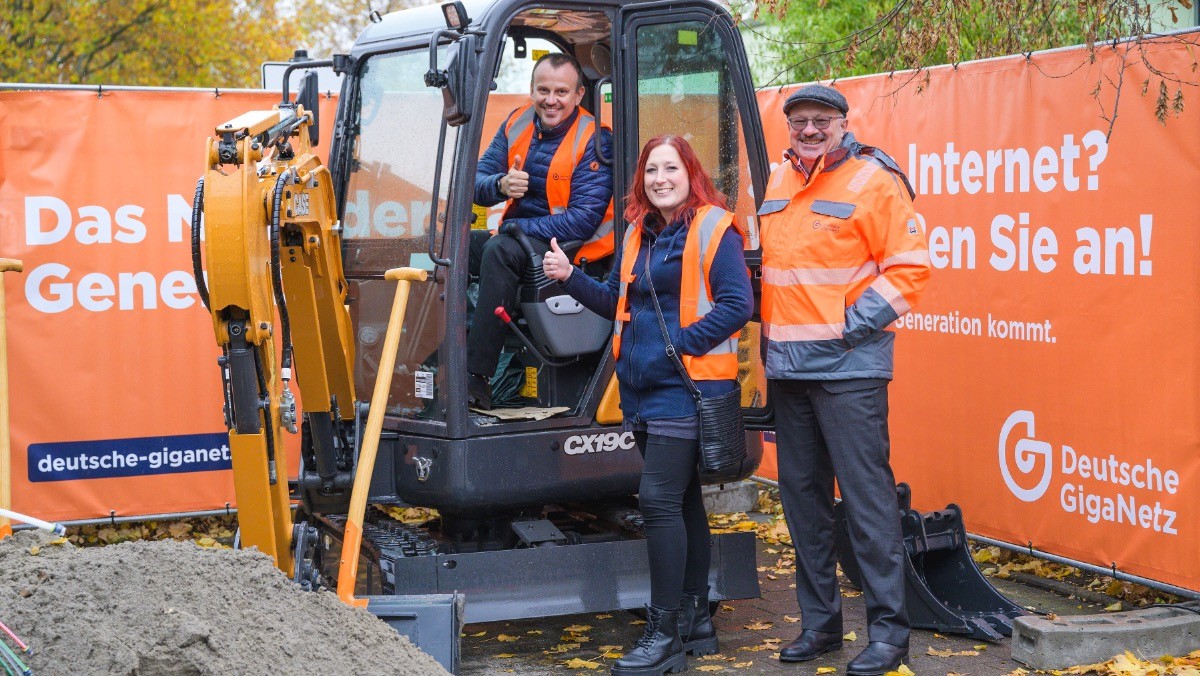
[195,0,776,669]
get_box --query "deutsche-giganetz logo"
[998,410,1053,502]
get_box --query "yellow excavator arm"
[196,104,356,576]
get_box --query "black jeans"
[634,431,711,610]
[467,230,550,377]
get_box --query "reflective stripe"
[762,261,879,287]
[846,161,880,193]
[693,207,726,319]
[881,249,931,270]
[764,322,845,341]
[869,275,911,316]
[506,106,536,141]
[757,199,789,216]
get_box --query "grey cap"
[783,84,849,116]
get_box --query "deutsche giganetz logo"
[998,410,1054,502]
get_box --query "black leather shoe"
[677,589,718,656]
[467,373,492,410]
[846,641,908,675]
[778,629,842,662]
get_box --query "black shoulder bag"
[642,245,749,484]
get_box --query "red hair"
[623,135,728,226]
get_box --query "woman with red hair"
[544,135,752,675]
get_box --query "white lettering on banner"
[25,196,147,245]
[998,410,1180,535]
[906,130,1106,196]
[917,210,1153,277]
[341,190,432,239]
[563,432,636,455]
[25,264,197,314]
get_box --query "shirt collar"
[786,131,859,179]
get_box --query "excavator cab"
[200,0,774,666]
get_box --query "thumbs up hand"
[500,154,529,199]
[542,237,573,282]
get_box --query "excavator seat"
[514,238,611,359]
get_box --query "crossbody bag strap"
[642,241,702,400]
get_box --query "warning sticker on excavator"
[471,204,489,229]
[521,367,538,398]
[415,370,434,399]
[531,49,550,61]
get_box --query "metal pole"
[0,259,23,540]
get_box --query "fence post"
[0,259,24,539]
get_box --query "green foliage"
[1,0,296,87]
[736,0,1195,88]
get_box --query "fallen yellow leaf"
[720,604,735,612]
[817,668,837,674]
[928,647,979,657]
[494,653,516,658]
[1104,601,1123,611]
[697,666,724,672]
[973,644,988,650]
[526,630,542,635]
[602,651,622,659]
[50,537,68,545]
[598,645,623,652]
[563,658,601,669]
[496,634,520,642]
[783,615,801,623]
[887,666,916,676]
[28,545,40,555]
[595,614,612,619]
[564,624,592,633]
[469,631,486,637]
[733,662,753,668]
[843,631,857,642]
[631,619,646,625]
[744,621,774,630]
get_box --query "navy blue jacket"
[474,107,614,242]
[562,211,753,423]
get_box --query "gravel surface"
[0,531,449,675]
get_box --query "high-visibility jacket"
[613,205,741,380]
[757,133,931,380]
[502,104,615,263]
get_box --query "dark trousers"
[467,230,550,377]
[769,378,910,647]
[634,431,712,610]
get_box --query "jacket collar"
[785,131,859,180]
[534,107,580,140]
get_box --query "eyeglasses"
[787,115,843,131]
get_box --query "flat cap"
[783,84,849,115]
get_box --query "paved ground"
[459,532,1106,675]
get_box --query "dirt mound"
[0,531,449,675]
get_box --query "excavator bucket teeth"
[834,483,1028,641]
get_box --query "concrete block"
[1011,602,1200,670]
[702,480,760,514]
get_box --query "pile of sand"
[0,531,449,675]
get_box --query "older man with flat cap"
[756,84,931,675]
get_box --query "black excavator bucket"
[834,483,1028,642]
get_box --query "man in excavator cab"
[468,53,614,409]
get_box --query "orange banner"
[0,89,337,522]
[756,34,1200,592]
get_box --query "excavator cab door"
[614,1,774,429]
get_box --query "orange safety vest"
[502,105,615,263]
[612,205,742,381]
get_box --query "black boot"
[678,589,718,656]
[467,373,492,410]
[611,605,686,675]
